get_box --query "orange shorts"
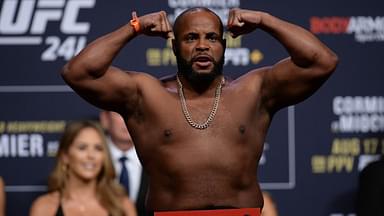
[154,208,261,216]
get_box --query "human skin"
[61,8,338,212]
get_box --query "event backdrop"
[1,0,383,215]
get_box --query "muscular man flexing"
[62,7,338,215]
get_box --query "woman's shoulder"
[33,191,60,204]
[30,191,60,216]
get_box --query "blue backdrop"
[1,0,383,215]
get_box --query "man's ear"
[222,38,227,51]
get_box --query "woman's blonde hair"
[48,120,127,216]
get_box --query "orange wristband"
[130,11,140,33]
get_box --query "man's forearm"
[63,22,136,79]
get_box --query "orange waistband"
[154,208,261,216]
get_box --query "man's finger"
[227,9,235,27]
[164,15,173,33]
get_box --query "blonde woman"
[30,120,137,216]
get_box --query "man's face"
[173,11,225,84]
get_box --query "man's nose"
[196,39,209,51]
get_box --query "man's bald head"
[173,7,224,41]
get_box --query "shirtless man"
[62,7,338,215]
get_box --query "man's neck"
[178,74,224,95]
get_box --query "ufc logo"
[0,0,95,35]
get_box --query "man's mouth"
[193,55,213,67]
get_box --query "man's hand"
[138,11,174,39]
[227,8,263,38]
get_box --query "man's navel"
[239,125,246,134]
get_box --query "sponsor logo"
[332,96,384,133]
[0,121,65,158]
[0,0,96,61]
[310,16,384,43]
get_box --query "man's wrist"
[130,11,141,34]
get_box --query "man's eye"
[209,37,218,42]
[187,36,195,41]
[207,34,219,42]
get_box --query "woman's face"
[64,127,105,181]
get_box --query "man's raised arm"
[61,11,173,112]
[227,9,338,112]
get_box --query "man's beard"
[176,54,224,89]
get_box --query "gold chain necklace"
[176,74,224,130]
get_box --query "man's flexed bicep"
[62,64,141,113]
[261,53,337,113]
[260,14,338,112]
[226,9,339,113]
[61,9,173,114]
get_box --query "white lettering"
[0,0,94,35]
[355,32,384,43]
[0,135,9,156]
[0,0,35,34]
[333,96,384,114]
[42,36,87,61]
[225,48,249,66]
[0,134,44,157]
[61,0,95,34]
[336,114,384,133]
[10,135,17,157]
[31,10,62,34]
[30,134,44,157]
[18,134,29,157]
[333,96,343,115]
[348,16,384,34]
